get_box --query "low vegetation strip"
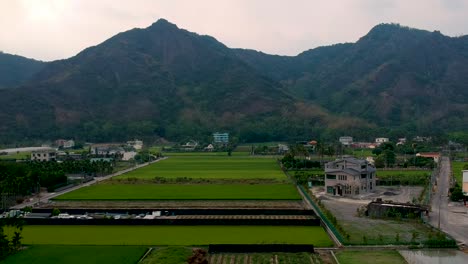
[115,156,286,180]
[53,184,301,200]
[376,170,430,185]
[335,250,406,264]
[1,245,147,264]
[21,226,333,246]
[452,161,467,184]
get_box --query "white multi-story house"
[213,132,229,144]
[325,157,376,196]
[31,148,57,162]
[339,136,353,146]
[375,138,389,145]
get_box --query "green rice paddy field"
[21,225,333,246]
[1,245,147,264]
[116,156,286,180]
[452,161,467,184]
[53,184,301,200]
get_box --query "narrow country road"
[429,156,468,245]
[10,157,167,209]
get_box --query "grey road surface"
[429,156,468,245]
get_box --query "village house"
[55,139,75,149]
[126,139,143,150]
[339,136,353,146]
[90,143,125,156]
[375,137,389,145]
[31,148,57,162]
[213,132,229,144]
[181,140,199,151]
[325,157,376,196]
[416,152,440,163]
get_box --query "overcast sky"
[1,0,468,61]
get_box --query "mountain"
[235,23,468,135]
[0,52,45,89]
[0,21,466,144]
[0,19,368,143]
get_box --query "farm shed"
[367,199,428,219]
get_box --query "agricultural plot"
[141,247,193,264]
[209,252,322,264]
[116,155,286,180]
[376,170,430,185]
[21,225,333,246]
[452,161,467,184]
[53,183,301,200]
[1,245,147,264]
[336,250,406,264]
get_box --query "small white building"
[339,136,353,146]
[127,140,143,150]
[31,148,57,161]
[375,138,389,144]
[204,144,214,151]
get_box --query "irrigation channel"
[23,208,321,226]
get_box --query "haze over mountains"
[0,19,467,143]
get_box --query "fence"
[298,185,345,245]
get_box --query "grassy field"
[21,225,333,246]
[336,250,406,264]
[116,155,286,180]
[1,245,147,264]
[452,161,467,184]
[0,152,30,160]
[376,170,430,185]
[141,247,193,264]
[53,184,301,200]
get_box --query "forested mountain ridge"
[0,19,369,143]
[0,51,45,89]
[235,24,468,134]
[0,21,466,143]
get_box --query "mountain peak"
[148,18,179,30]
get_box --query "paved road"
[429,156,468,245]
[10,157,167,209]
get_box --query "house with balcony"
[325,157,376,196]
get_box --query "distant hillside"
[0,52,45,89]
[235,24,468,134]
[0,21,466,143]
[0,19,369,143]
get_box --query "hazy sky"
[1,0,468,61]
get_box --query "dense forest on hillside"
[0,21,466,144]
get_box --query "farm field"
[209,252,322,264]
[0,245,147,264]
[21,225,333,246]
[0,151,30,160]
[141,247,193,264]
[452,161,467,184]
[335,250,406,264]
[376,170,430,185]
[116,155,285,180]
[53,183,301,200]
